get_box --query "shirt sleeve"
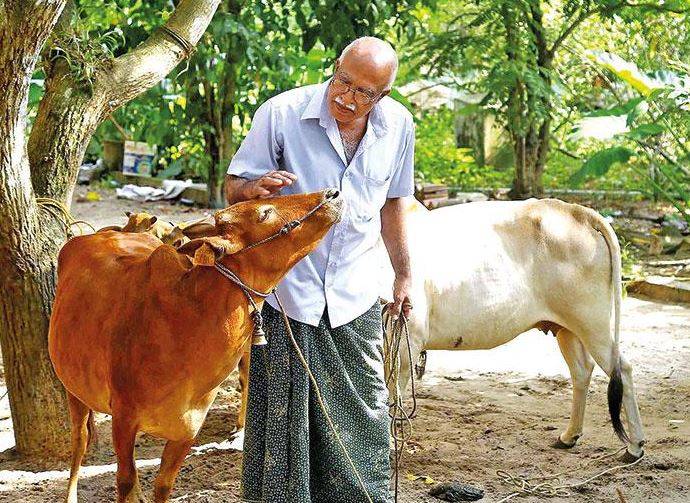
[227,100,281,179]
[386,114,415,198]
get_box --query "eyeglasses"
[330,75,382,106]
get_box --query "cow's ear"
[177,236,242,266]
[181,222,219,240]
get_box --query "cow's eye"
[258,207,273,222]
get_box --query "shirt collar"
[300,78,389,138]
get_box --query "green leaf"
[156,159,183,179]
[586,97,644,117]
[569,147,635,187]
[624,123,665,140]
[587,50,665,96]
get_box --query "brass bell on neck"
[252,325,268,346]
[250,310,268,346]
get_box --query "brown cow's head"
[122,211,158,232]
[178,189,342,270]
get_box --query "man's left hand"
[388,275,413,320]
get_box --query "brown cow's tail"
[86,410,98,448]
[587,207,629,444]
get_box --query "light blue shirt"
[227,79,415,327]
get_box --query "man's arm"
[381,197,412,319]
[225,171,297,205]
[225,100,297,204]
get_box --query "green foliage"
[408,0,690,195]
[569,147,634,186]
[414,108,511,188]
[571,51,690,222]
[86,0,432,195]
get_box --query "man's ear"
[177,236,242,266]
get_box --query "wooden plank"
[627,276,690,304]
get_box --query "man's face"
[326,59,391,124]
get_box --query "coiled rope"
[495,446,644,502]
[36,197,95,237]
[383,310,418,503]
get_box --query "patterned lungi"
[240,301,392,503]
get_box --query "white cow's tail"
[589,209,629,444]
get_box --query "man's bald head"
[327,36,399,124]
[338,37,398,89]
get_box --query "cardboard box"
[122,141,156,177]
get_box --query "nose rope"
[238,191,338,253]
[213,190,340,345]
[212,190,373,502]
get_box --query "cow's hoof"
[620,449,644,464]
[551,436,577,449]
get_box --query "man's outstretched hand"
[244,170,297,199]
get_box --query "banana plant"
[570,50,690,224]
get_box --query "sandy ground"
[0,188,688,502]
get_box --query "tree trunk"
[508,123,549,200]
[29,61,106,206]
[0,243,71,457]
[0,0,71,458]
[506,2,552,201]
[0,0,220,458]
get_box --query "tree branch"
[101,0,221,109]
[27,0,220,204]
[0,0,66,231]
[550,1,689,58]
[548,7,592,58]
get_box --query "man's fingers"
[255,186,272,197]
[270,173,295,186]
[402,302,413,318]
[259,176,285,187]
[275,170,298,181]
[387,301,402,320]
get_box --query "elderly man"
[226,36,414,503]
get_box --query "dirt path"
[0,189,688,502]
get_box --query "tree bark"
[0,0,71,458]
[1,0,220,457]
[507,2,552,200]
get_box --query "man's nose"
[341,89,357,104]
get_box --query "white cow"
[382,197,645,460]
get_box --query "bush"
[414,107,512,188]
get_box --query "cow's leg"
[153,437,195,503]
[554,328,594,449]
[237,351,250,431]
[112,416,146,502]
[576,328,646,459]
[65,392,92,503]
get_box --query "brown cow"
[49,189,342,503]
